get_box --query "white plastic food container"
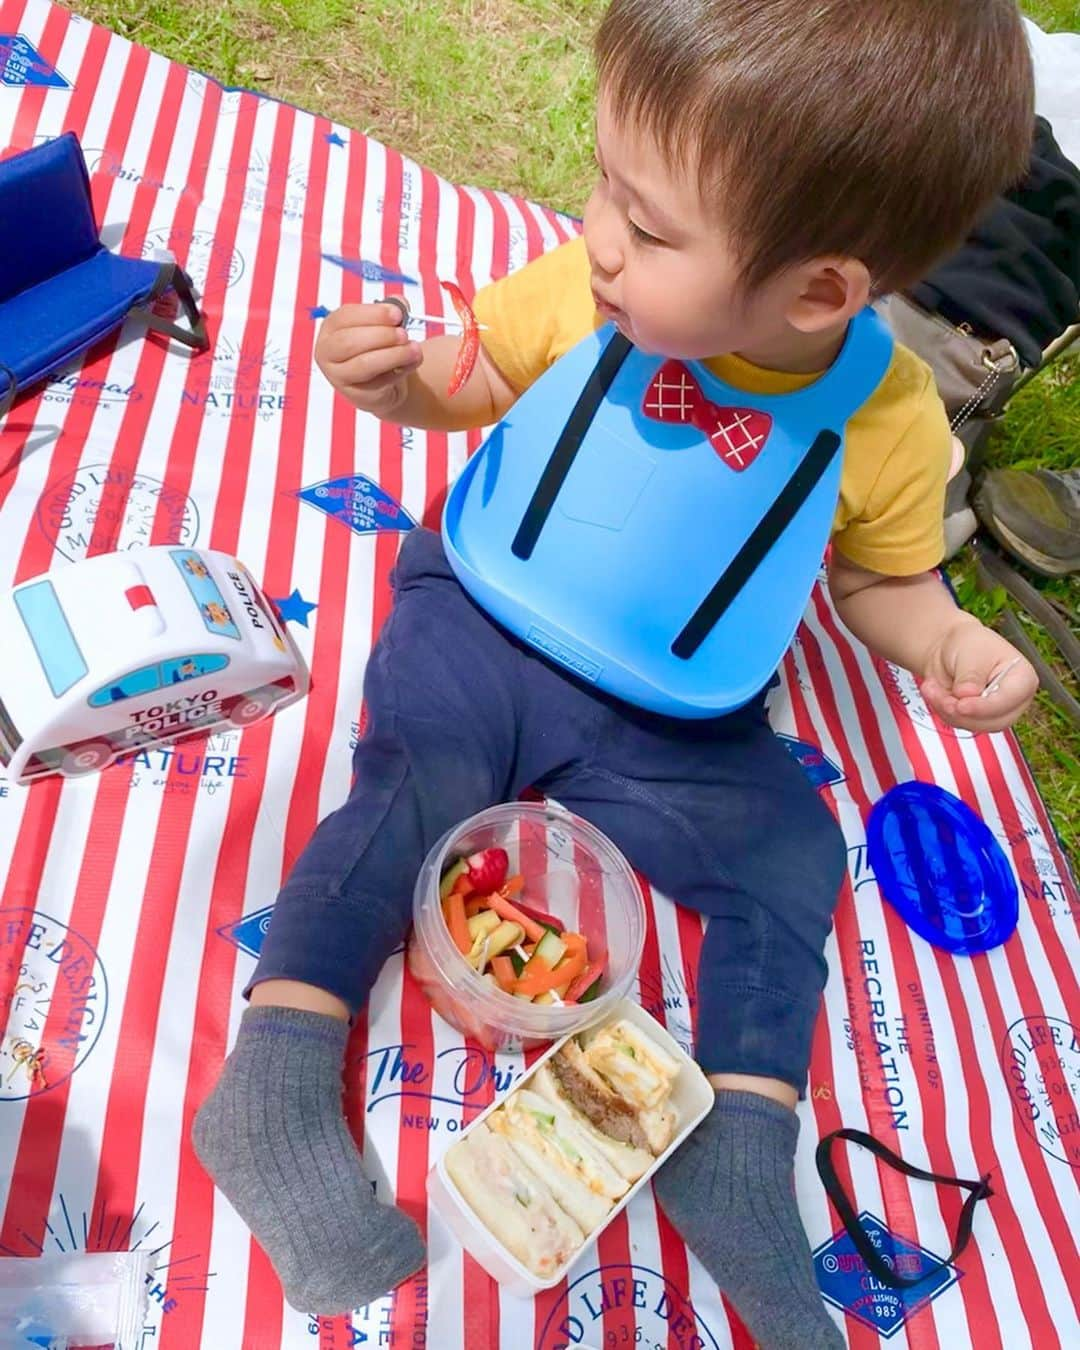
[427,998,714,1297]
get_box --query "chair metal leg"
[0,363,16,419]
[974,540,1080,675]
[130,263,211,352]
[1011,321,1080,395]
[996,608,1080,726]
[974,539,1080,728]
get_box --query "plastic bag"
[0,1252,151,1349]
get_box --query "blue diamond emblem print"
[218,904,276,958]
[297,475,416,536]
[0,35,71,87]
[777,734,845,790]
[321,254,418,286]
[813,1211,962,1338]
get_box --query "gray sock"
[193,1005,425,1316]
[653,1091,842,1350]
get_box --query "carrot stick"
[514,949,587,996]
[491,955,516,992]
[442,280,480,398]
[487,893,545,943]
[444,893,472,955]
[510,898,564,930]
[563,954,607,1004]
[467,892,559,926]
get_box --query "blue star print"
[271,589,318,627]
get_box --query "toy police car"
[0,547,309,783]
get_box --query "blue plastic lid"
[866,782,1019,955]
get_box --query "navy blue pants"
[253,529,846,1089]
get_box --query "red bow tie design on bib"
[642,361,772,471]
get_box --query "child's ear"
[786,257,871,332]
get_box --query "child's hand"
[921,616,1038,733]
[314,303,423,417]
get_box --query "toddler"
[194,2,1037,1345]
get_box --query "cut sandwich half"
[582,1019,682,1111]
[550,1030,678,1156]
[444,1119,585,1279]
[491,1088,629,1232]
[531,1061,654,1183]
[549,1040,676,1155]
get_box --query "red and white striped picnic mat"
[0,4,1077,1346]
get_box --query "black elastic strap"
[0,363,15,419]
[672,428,841,659]
[816,1129,993,1289]
[512,330,632,560]
[130,263,210,352]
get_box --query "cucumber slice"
[578,977,602,1004]
[466,909,501,942]
[533,929,567,968]
[509,950,526,976]
[439,858,468,900]
[516,930,568,992]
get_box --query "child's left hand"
[920,616,1039,733]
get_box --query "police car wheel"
[227,687,278,727]
[61,740,115,775]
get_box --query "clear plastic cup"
[408,801,645,1052]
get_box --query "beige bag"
[876,293,1020,448]
[876,294,1021,556]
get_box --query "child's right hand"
[314,303,424,418]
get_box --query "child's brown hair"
[596,0,1034,294]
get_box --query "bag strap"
[816,1129,993,1289]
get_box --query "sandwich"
[548,1031,677,1155]
[582,1019,682,1112]
[443,1119,585,1279]
[531,1061,655,1183]
[490,1088,629,1231]
[444,1015,684,1277]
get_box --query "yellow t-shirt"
[474,235,951,576]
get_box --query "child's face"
[584,92,808,360]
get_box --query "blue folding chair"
[0,131,208,417]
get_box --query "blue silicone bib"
[444,308,893,716]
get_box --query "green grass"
[61,0,601,211]
[58,0,1080,209]
[948,356,1080,864]
[60,0,1079,865]
[1024,0,1080,28]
